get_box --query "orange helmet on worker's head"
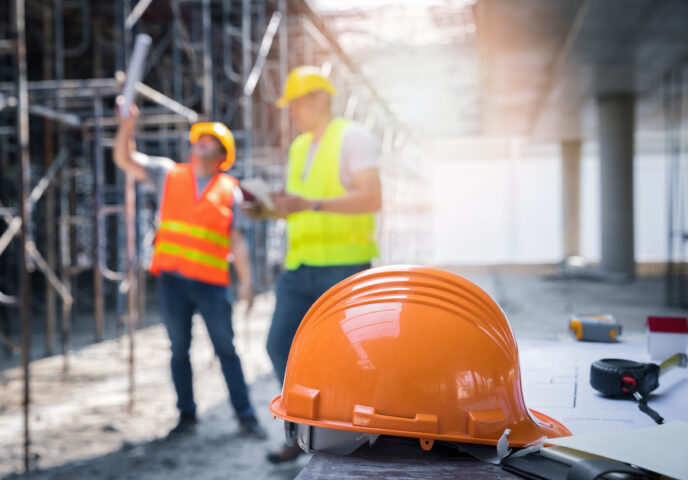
[276,65,337,108]
[270,265,571,453]
[189,122,236,170]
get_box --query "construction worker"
[113,97,266,439]
[264,66,382,462]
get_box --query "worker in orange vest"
[113,97,266,439]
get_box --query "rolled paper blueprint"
[119,33,152,118]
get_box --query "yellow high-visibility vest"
[285,118,378,270]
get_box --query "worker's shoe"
[238,415,268,440]
[167,412,197,437]
[266,442,304,463]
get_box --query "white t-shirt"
[301,121,379,187]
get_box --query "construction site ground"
[1,270,685,479]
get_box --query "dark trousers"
[266,264,371,385]
[158,272,254,419]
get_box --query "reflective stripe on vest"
[149,164,235,285]
[285,118,378,270]
[158,220,230,248]
[154,242,229,271]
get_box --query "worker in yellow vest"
[113,97,266,439]
[266,66,382,462]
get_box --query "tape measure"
[569,314,621,342]
[590,353,687,424]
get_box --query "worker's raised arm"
[113,96,146,182]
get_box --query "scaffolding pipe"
[92,94,105,341]
[122,0,138,413]
[202,0,213,117]
[26,241,74,306]
[28,149,68,207]
[125,173,138,413]
[97,204,127,282]
[121,74,199,122]
[54,0,72,375]
[125,0,154,30]
[91,25,107,342]
[170,0,197,68]
[172,9,183,100]
[1,212,74,309]
[85,114,196,130]
[0,149,67,258]
[15,0,32,470]
[0,288,17,305]
[54,0,64,81]
[42,2,57,357]
[242,0,253,178]
[0,216,21,258]
[142,26,174,79]
[0,39,14,53]
[223,0,242,83]
[243,11,281,97]
[28,104,81,127]
[59,165,74,374]
[278,0,288,152]
[19,78,119,92]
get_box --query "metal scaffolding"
[0,0,426,472]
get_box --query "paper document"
[547,421,688,480]
[518,337,688,435]
[239,177,275,211]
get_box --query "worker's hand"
[237,282,254,314]
[271,193,310,216]
[240,201,268,220]
[115,95,140,133]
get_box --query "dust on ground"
[1,293,310,479]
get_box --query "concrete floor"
[449,269,686,339]
[0,272,686,479]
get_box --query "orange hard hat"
[270,265,571,451]
[189,122,236,170]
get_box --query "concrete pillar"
[597,95,635,277]
[561,140,582,258]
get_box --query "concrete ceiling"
[474,0,688,141]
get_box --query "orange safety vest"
[149,163,236,286]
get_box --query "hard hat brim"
[269,395,571,448]
[275,86,338,109]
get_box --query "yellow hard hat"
[189,122,236,170]
[276,66,337,108]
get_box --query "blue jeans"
[266,264,371,385]
[158,272,254,419]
